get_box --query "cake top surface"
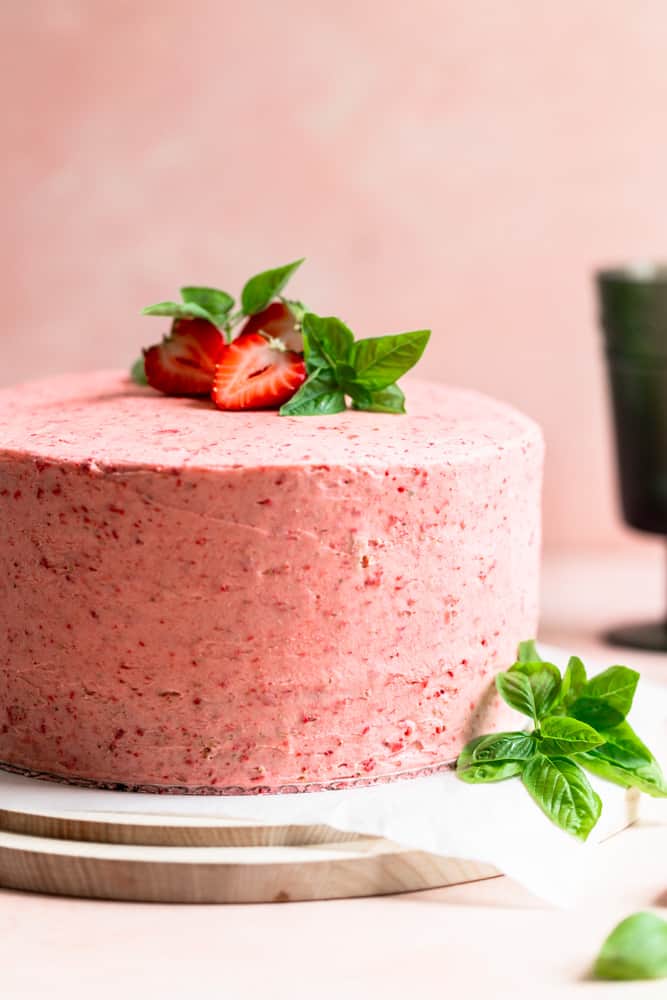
[0,370,541,470]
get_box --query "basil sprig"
[593,912,667,981]
[280,312,430,416]
[141,260,305,346]
[143,285,235,329]
[457,642,667,840]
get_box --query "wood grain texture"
[0,829,499,903]
[0,808,363,847]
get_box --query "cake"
[0,371,543,793]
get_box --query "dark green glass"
[597,264,667,651]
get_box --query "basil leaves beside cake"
[131,259,430,414]
[457,640,666,839]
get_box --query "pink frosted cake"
[0,371,543,793]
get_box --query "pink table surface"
[1,549,666,1000]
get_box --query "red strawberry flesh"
[239,301,302,352]
[211,332,306,410]
[144,318,224,396]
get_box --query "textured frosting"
[0,371,543,792]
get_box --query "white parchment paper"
[1,646,665,905]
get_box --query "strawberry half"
[144,318,224,396]
[211,332,306,410]
[239,301,302,352]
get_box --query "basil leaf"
[538,716,604,757]
[569,698,625,730]
[497,665,561,723]
[352,383,406,414]
[530,665,562,719]
[462,731,537,764]
[560,655,587,707]
[343,381,374,408]
[579,665,639,719]
[457,759,525,783]
[180,286,234,325]
[130,356,148,386]
[241,259,305,316]
[350,330,431,391]
[517,639,543,664]
[577,720,667,797]
[142,300,215,322]
[496,670,539,722]
[302,314,355,374]
[521,753,601,840]
[457,734,530,782]
[281,298,308,324]
[593,912,667,981]
[279,369,346,417]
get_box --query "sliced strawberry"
[239,301,302,352]
[144,318,224,396]
[211,332,306,410]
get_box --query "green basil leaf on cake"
[350,330,431,391]
[241,258,305,316]
[537,716,604,757]
[281,297,308,324]
[180,286,234,325]
[302,313,355,374]
[352,383,406,414]
[593,912,667,981]
[521,753,602,840]
[279,368,346,417]
[130,356,148,386]
[577,721,667,797]
[142,299,217,323]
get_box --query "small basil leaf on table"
[350,330,431,391]
[352,383,406,414]
[241,259,305,316]
[538,716,604,757]
[302,314,355,374]
[279,368,346,417]
[593,912,667,981]
[521,753,602,840]
[130,356,148,386]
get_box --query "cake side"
[0,371,543,792]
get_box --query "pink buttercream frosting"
[0,371,543,792]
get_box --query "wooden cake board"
[0,788,640,904]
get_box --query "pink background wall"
[4,1,667,551]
